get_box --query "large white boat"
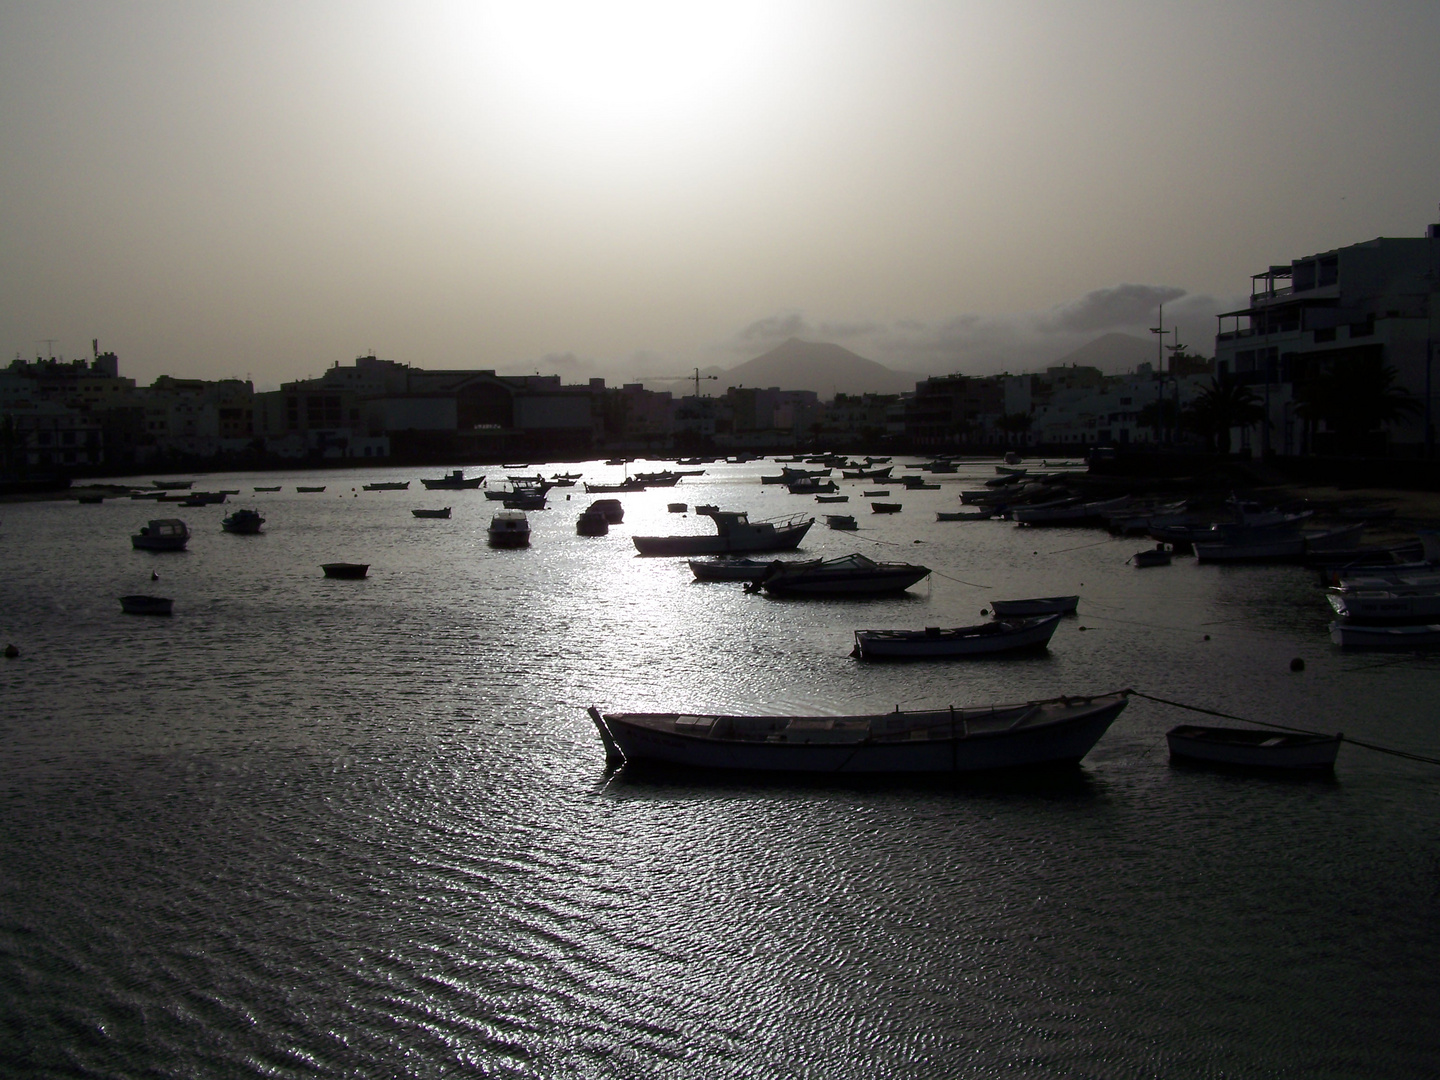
[586,691,1130,773]
[748,552,930,596]
[852,614,1061,659]
[131,518,190,551]
[632,512,812,556]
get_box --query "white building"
[1215,221,1440,455]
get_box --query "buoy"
[980,608,989,616]
[151,571,159,580]
[1290,657,1305,672]
[1203,634,1211,641]
[3,644,17,659]
[1078,625,1087,632]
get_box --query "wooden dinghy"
[1166,724,1341,771]
[588,692,1130,774]
[852,614,1061,659]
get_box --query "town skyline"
[5,3,1439,390]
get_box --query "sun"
[471,1,776,136]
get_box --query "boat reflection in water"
[588,691,1129,774]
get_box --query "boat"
[787,478,839,494]
[694,504,718,516]
[576,509,609,536]
[119,594,173,616]
[363,481,410,491]
[852,614,1062,659]
[688,557,819,582]
[748,552,930,596]
[871,502,902,514]
[180,492,227,505]
[988,595,1079,617]
[1012,495,1133,525]
[253,486,281,492]
[841,466,893,480]
[1329,621,1440,648]
[826,514,858,530]
[412,507,451,519]
[1325,587,1440,624]
[632,512,813,557]
[502,490,547,510]
[1131,543,1172,567]
[815,494,849,503]
[296,486,326,493]
[422,470,485,490]
[668,502,687,513]
[1003,451,1023,465]
[632,471,682,487]
[131,518,190,551]
[586,691,1130,773]
[488,510,531,548]
[937,510,994,521]
[586,499,624,524]
[150,480,193,490]
[863,489,890,497]
[77,493,104,504]
[321,562,368,578]
[899,476,940,490]
[584,478,648,493]
[221,508,265,534]
[1166,724,1341,771]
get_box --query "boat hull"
[989,595,1079,618]
[119,595,173,615]
[321,563,368,578]
[1166,725,1341,771]
[1329,621,1440,648]
[632,519,812,556]
[590,694,1128,774]
[853,615,1060,658]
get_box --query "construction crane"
[652,368,718,396]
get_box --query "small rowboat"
[588,691,1130,773]
[120,595,173,616]
[412,507,451,518]
[1131,543,1172,567]
[1166,724,1341,771]
[321,562,368,579]
[989,595,1079,618]
[870,502,902,514]
[852,614,1061,659]
[937,509,994,521]
[1329,621,1440,648]
[297,486,326,493]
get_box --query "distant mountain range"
[641,331,1166,398]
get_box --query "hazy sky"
[4,1,1439,390]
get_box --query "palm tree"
[1294,353,1420,455]
[1182,376,1267,454]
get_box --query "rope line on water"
[1129,690,1440,766]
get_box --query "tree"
[1182,375,1267,454]
[1293,352,1420,455]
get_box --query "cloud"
[734,312,812,346]
[1038,284,1188,334]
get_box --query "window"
[1349,317,1374,338]
[1314,328,1335,343]
[1318,256,1338,287]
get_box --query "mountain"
[714,338,922,397]
[1048,332,1162,375]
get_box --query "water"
[3,461,1439,1078]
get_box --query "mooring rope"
[1129,690,1440,766]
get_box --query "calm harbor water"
[3,459,1439,1078]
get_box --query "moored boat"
[748,552,930,596]
[412,507,451,519]
[321,562,368,579]
[1166,724,1341,771]
[871,502,902,514]
[586,691,1130,773]
[937,509,994,521]
[1329,621,1440,648]
[296,486,326,493]
[253,486,281,492]
[988,595,1079,618]
[221,508,265,534]
[688,557,818,582]
[422,470,484,490]
[826,514,858,530]
[1131,543,1172,567]
[852,614,1061,659]
[576,508,609,535]
[363,481,410,491]
[488,509,531,548]
[131,518,190,551]
[586,499,624,524]
[119,594,173,616]
[633,512,813,557]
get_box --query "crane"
[652,368,718,396]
